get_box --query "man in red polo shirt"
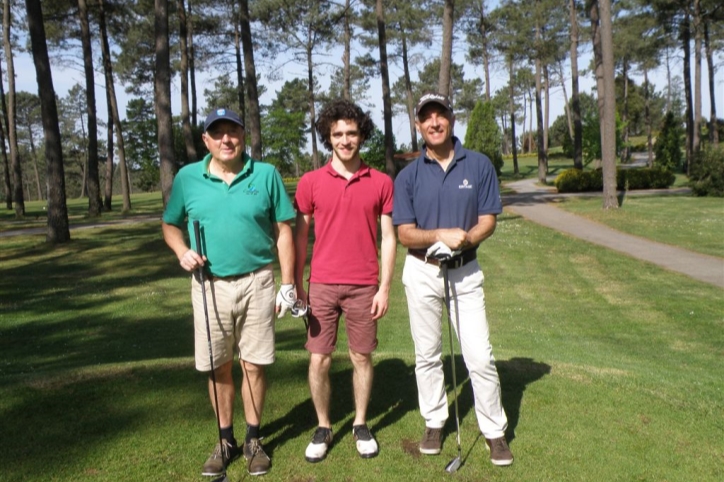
[294,99,396,463]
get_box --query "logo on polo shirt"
[459,179,473,189]
[244,182,259,195]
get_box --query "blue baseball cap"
[204,108,244,131]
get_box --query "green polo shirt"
[163,153,295,277]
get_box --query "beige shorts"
[191,264,276,371]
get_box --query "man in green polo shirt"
[162,108,297,477]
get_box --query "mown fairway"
[1,196,721,481]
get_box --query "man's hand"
[276,284,297,318]
[180,249,206,272]
[426,241,461,261]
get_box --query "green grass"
[0,192,164,232]
[554,194,724,258]
[1,209,722,481]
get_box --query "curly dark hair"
[315,99,375,151]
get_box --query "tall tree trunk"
[479,1,491,101]
[104,95,113,210]
[682,12,693,174]
[376,0,395,177]
[401,32,417,152]
[570,0,582,169]
[306,43,320,168]
[239,0,262,159]
[644,68,653,168]
[622,58,629,163]
[438,0,454,96]
[692,0,701,155]
[558,62,573,139]
[343,0,351,100]
[597,0,618,209]
[26,124,42,200]
[78,0,102,216]
[703,21,718,146]
[155,0,177,206]
[99,0,131,213]
[535,11,547,183]
[4,0,24,217]
[25,0,70,242]
[233,5,245,119]
[0,57,11,209]
[188,0,197,126]
[508,58,518,174]
[544,64,550,153]
[177,0,197,164]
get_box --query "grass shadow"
[450,355,550,445]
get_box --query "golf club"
[441,260,463,473]
[193,220,229,482]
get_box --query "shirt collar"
[323,159,371,181]
[201,152,253,179]
[420,136,465,164]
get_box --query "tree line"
[1,0,722,242]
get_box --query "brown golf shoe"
[202,439,240,476]
[243,437,271,476]
[485,436,514,466]
[419,427,443,455]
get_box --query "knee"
[212,360,234,382]
[310,353,332,373]
[241,360,265,380]
[349,349,372,368]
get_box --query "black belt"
[211,272,251,281]
[408,249,477,269]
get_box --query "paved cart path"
[503,178,724,289]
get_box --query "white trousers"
[402,254,508,439]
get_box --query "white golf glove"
[276,284,297,318]
[426,241,461,261]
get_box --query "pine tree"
[464,100,503,176]
[654,111,684,172]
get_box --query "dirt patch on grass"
[401,438,421,458]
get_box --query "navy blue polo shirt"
[392,137,502,232]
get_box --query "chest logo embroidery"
[244,183,259,195]
[458,179,473,189]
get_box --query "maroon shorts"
[305,283,378,355]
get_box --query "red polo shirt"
[295,161,394,285]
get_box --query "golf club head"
[445,456,462,473]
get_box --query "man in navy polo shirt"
[392,93,513,467]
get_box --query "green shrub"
[689,145,724,197]
[654,111,684,172]
[555,167,675,193]
[554,168,584,192]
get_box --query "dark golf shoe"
[419,427,443,455]
[485,436,514,466]
[243,437,271,476]
[202,439,240,476]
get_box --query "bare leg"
[240,360,266,426]
[308,353,332,428]
[349,349,373,426]
[209,360,235,427]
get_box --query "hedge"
[554,167,675,193]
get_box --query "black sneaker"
[352,424,379,458]
[305,426,333,462]
[243,437,271,476]
[202,439,240,476]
